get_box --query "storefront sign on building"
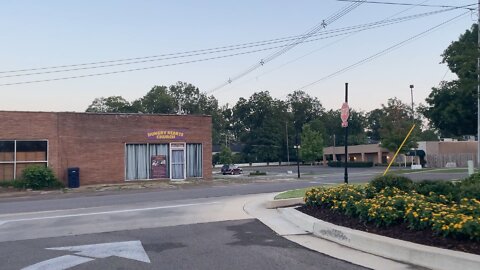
[147,130,185,140]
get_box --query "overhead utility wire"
[296,11,469,91]
[337,0,476,10]
[207,1,366,94]
[240,0,431,94]
[0,8,455,87]
[0,9,446,79]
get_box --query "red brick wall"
[0,111,60,180]
[0,111,212,185]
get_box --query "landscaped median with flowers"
[300,174,480,254]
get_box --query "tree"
[137,86,176,114]
[423,80,476,137]
[231,91,288,163]
[300,124,324,165]
[366,108,384,142]
[422,24,478,137]
[86,96,134,113]
[317,109,367,147]
[379,98,419,152]
[287,90,323,131]
[219,145,233,165]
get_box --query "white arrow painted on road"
[22,240,150,270]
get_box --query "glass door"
[170,143,186,180]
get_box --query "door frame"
[169,142,186,180]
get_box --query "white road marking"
[21,255,93,270]
[0,201,219,226]
[48,240,151,263]
[22,241,151,270]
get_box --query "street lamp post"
[410,84,416,166]
[294,134,301,178]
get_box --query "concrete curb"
[264,197,304,209]
[280,207,480,270]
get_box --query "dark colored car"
[221,164,243,175]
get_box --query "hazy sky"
[0,0,476,113]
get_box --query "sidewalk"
[0,174,308,200]
[243,194,418,270]
[244,194,480,270]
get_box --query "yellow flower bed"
[304,184,480,240]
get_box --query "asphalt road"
[0,166,463,270]
[2,220,367,270]
[0,167,469,215]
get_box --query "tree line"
[86,24,478,164]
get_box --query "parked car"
[221,164,243,175]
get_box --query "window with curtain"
[125,144,169,180]
[186,143,202,177]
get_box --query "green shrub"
[0,180,21,188]
[21,166,64,190]
[327,161,373,167]
[249,170,266,176]
[369,175,413,193]
[454,173,480,201]
[414,180,458,201]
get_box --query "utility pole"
[286,121,290,163]
[333,134,336,161]
[295,133,301,178]
[477,0,480,168]
[410,84,416,166]
[344,83,349,184]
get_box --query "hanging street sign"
[341,102,350,127]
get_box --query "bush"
[455,173,480,201]
[304,185,480,239]
[21,166,64,190]
[249,170,266,176]
[414,180,458,201]
[0,180,25,189]
[369,175,413,193]
[327,161,373,167]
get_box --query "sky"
[0,0,476,113]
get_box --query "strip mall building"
[0,111,212,185]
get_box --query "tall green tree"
[422,24,478,137]
[366,108,385,142]
[300,124,324,165]
[137,85,176,114]
[86,96,135,113]
[379,98,419,152]
[231,91,288,162]
[317,109,367,147]
[219,145,233,165]
[287,90,323,132]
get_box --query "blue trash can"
[67,167,80,188]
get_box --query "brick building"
[0,111,212,185]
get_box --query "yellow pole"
[383,124,416,176]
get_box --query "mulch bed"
[297,205,480,255]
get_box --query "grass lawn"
[274,187,311,200]
[274,183,365,200]
[387,168,469,175]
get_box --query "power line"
[337,0,476,10]
[232,0,435,93]
[0,4,463,88]
[0,26,395,87]
[207,1,367,94]
[296,11,469,92]
[1,9,443,79]
[0,8,448,86]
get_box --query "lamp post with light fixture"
[410,84,416,166]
